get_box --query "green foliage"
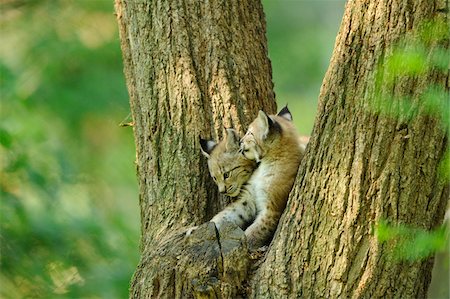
[370,20,449,295]
[371,20,449,125]
[0,1,138,298]
[383,19,449,81]
[439,150,450,182]
[385,46,429,80]
[369,20,450,185]
[376,220,448,261]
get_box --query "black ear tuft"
[266,112,283,134]
[277,105,292,121]
[266,113,275,128]
[199,135,216,157]
[268,114,282,134]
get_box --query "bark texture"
[115,0,275,297]
[252,1,449,298]
[117,0,449,298]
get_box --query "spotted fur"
[200,128,257,197]
[185,129,258,237]
[192,108,303,249]
[239,106,303,248]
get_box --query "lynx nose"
[218,184,226,194]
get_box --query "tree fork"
[116,0,449,298]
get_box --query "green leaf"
[0,127,13,148]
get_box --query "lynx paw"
[245,232,268,250]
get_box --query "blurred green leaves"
[439,150,450,182]
[368,20,449,295]
[384,46,428,80]
[383,19,449,80]
[1,1,138,298]
[370,19,449,130]
[369,19,449,187]
[376,220,448,261]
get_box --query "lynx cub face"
[200,129,257,197]
[240,106,294,162]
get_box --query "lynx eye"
[224,172,230,179]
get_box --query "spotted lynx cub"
[197,107,303,249]
[238,106,303,248]
[197,129,260,236]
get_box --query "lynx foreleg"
[211,193,256,231]
[244,209,281,249]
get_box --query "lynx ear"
[225,128,240,150]
[277,105,292,121]
[256,110,272,139]
[199,136,216,158]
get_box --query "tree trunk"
[116,0,449,298]
[252,0,449,298]
[115,0,275,297]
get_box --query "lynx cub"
[197,107,302,249]
[196,129,259,235]
[239,106,303,248]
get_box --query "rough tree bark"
[253,1,449,298]
[116,0,449,298]
[115,0,275,297]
